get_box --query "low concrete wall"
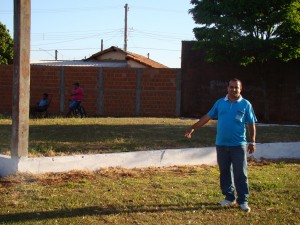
[0,155,18,176]
[1,142,299,177]
[252,142,300,159]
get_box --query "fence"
[181,41,300,123]
[0,65,181,117]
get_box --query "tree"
[0,22,14,64]
[189,0,300,121]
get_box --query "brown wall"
[0,65,181,117]
[181,41,300,123]
[2,42,299,123]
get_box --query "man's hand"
[247,144,256,154]
[184,129,194,139]
[184,115,211,139]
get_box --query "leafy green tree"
[189,0,300,64]
[0,22,14,64]
[189,0,300,121]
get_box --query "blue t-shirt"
[38,99,48,107]
[207,95,257,146]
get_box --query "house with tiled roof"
[85,46,168,68]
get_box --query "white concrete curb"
[252,142,300,159]
[0,142,299,177]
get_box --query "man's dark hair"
[228,78,242,86]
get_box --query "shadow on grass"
[0,203,224,222]
[0,124,217,155]
[1,123,300,155]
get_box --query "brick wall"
[30,66,61,114]
[141,69,178,117]
[102,68,137,116]
[0,65,13,113]
[181,41,300,123]
[0,65,181,117]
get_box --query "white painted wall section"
[0,142,299,177]
[16,147,217,174]
[252,142,300,159]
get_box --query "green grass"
[0,162,299,224]
[1,117,299,224]
[1,117,300,156]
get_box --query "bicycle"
[66,101,87,118]
[72,103,87,118]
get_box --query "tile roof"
[31,60,128,67]
[86,46,168,68]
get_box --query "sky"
[0,0,197,68]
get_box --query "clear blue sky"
[0,0,197,68]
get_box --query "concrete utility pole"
[124,3,128,52]
[11,0,31,157]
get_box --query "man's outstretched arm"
[184,114,211,138]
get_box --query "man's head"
[227,78,242,101]
[73,82,80,88]
[43,93,48,98]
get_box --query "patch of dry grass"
[0,161,299,224]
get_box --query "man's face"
[227,80,242,99]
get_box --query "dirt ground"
[1,158,299,188]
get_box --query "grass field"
[1,117,300,157]
[0,117,300,224]
[0,162,299,225]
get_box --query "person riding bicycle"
[66,82,84,117]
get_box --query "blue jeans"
[69,100,80,110]
[216,145,249,204]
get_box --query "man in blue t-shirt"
[185,78,257,213]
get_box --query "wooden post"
[124,4,128,51]
[11,0,31,157]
